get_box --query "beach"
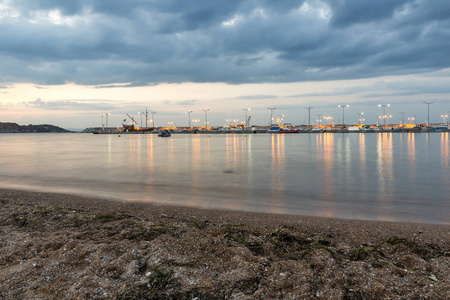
[0,188,448,299]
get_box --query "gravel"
[1,188,449,299]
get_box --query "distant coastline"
[0,122,70,133]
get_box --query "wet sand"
[0,188,449,299]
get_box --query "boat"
[158,130,171,137]
[279,127,300,133]
[269,125,281,133]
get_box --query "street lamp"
[150,111,156,128]
[378,104,390,127]
[386,115,392,125]
[441,114,448,124]
[423,102,434,125]
[268,107,276,125]
[338,104,349,125]
[277,114,284,124]
[138,112,144,128]
[105,113,110,127]
[192,119,200,128]
[101,115,104,128]
[243,108,250,127]
[316,114,322,126]
[356,112,364,125]
[399,112,405,125]
[187,111,193,128]
[305,106,313,128]
[203,109,210,130]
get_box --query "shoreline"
[1,188,449,298]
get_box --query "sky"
[1,0,450,129]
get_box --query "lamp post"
[423,102,434,125]
[399,112,405,125]
[150,111,156,128]
[187,111,193,128]
[441,114,448,125]
[338,105,349,125]
[408,117,415,125]
[203,109,210,131]
[356,112,364,125]
[138,112,144,128]
[101,115,104,128]
[277,114,284,125]
[316,114,322,126]
[243,108,250,127]
[145,107,149,128]
[268,107,276,125]
[305,106,313,128]
[378,104,390,127]
[105,113,110,128]
[386,115,392,125]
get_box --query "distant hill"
[0,122,70,133]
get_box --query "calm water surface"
[0,132,448,224]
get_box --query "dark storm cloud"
[1,0,449,85]
[324,0,410,27]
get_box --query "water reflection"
[315,133,336,218]
[0,133,448,224]
[377,133,394,197]
[358,133,368,201]
[441,132,449,168]
[269,134,285,214]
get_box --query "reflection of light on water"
[441,132,450,193]
[376,132,395,222]
[188,135,202,206]
[407,133,416,181]
[358,133,368,200]
[441,132,449,168]
[246,136,253,189]
[377,132,394,196]
[315,133,335,218]
[269,134,285,214]
[220,135,248,211]
[226,134,242,171]
[1,133,448,224]
[145,135,155,186]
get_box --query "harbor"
[85,122,449,134]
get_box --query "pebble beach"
[0,188,449,299]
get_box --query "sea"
[0,132,448,224]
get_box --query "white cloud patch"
[237,95,278,100]
[25,98,119,111]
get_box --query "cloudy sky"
[1,0,450,129]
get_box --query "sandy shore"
[0,188,448,299]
